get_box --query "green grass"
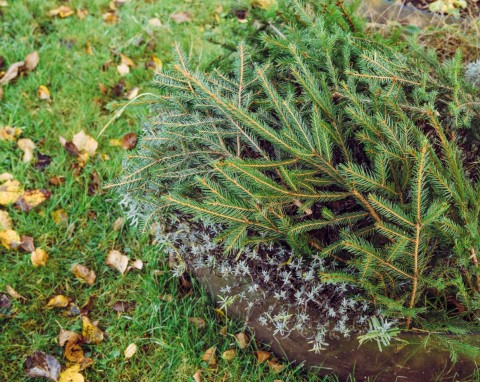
[0,0,341,381]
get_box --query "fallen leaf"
[106,249,129,274]
[148,17,162,28]
[147,56,162,72]
[268,359,285,373]
[112,300,136,312]
[17,138,36,162]
[121,132,137,150]
[0,229,21,249]
[16,189,51,212]
[64,335,92,365]
[188,317,206,329]
[235,332,249,349]
[159,294,173,302]
[58,329,80,347]
[0,1,7,7]
[20,235,35,252]
[111,79,125,97]
[222,349,236,361]
[63,141,80,157]
[81,316,104,344]
[53,209,68,225]
[31,248,48,267]
[71,264,96,285]
[251,0,277,9]
[47,295,70,308]
[112,217,124,231]
[124,343,137,359]
[49,176,66,186]
[72,131,98,156]
[125,86,139,100]
[37,85,51,100]
[170,11,191,23]
[201,346,216,366]
[0,179,23,205]
[0,126,22,141]
[219,326,228,337]
[102,11,118,24]
[0,293,12,316]
[117,63,129,76]
[120,53,134,67]
[0,210,13,231]
[24,51,39,71]
[0,173,13,182]
[0,61,24,86]
[76,9,88,19]
[193,371,202,382]
[6,285,26,300]
[255,350,271,363]
[35,152,52,170]
[129,259,143,271]
[48,5,74,18]
[58,364,85,382]
[24,351,61,381]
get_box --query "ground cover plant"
[0,1,345,381]
[117,0,480,363]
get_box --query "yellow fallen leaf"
[0,173,13,182]
[0,179,23,205]
[251,0,277,9]
[235,332,249,349]
[0,126,22,141]
[85,42,93,55]
[47,295,70,308]
[0,210,13,231]
[16,189,51,212]
[102,11,118,24]
[268,359,285,373]
[58,364,85,382]
[120,53,134,67]
[72,131,98,156]
[221,349,236,361]
[53,209,68,226]
[76,9,88,19]
[201,346,216,366]
[193,371,202,382]
[17,138,36,163]
[117,63,129,76]
[48,5,74,18]
[105,249,129,274]
[124,343,137,359]
[151,56,162,72]
[0,229,21,249]
[71,264,96,285]
[81,316,104,344]
[109,139,122,147]
[31,248,48,267]
[255,350,271,363]
[125,86,140,100]
[37,85,50,100]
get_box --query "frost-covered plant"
[115,0,480,357]
[465,59,480,87]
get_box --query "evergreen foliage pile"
[116,0,480,336]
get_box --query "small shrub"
[116,0,480,352]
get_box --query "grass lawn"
[0,0,342,381]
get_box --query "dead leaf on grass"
[23,351,61,381]
[201,346,216,366]
[58,328,80,347]
[31,248,48,267]
[47,295,70,308]
[0,229,21,249]
[193,371,202,382]
[106,249,129,274]
[117,63,129,76]
[121,132,137,150]
[6,285,26,300]
[53,209,68,225]
[102,11,118,24]
[76,9,88,19]
[128,259,143,271]
[0,179,23,205]
[112,217,124,231]
[120,53,134,67]
[49,176,66,186]
[124,343,137,359]
[112,300,136,312]
[221,349,236,361]
[20,235,35,252]
[0,210,13,231]
[268,359,285,373]
[255,350,271,363]
[71,264,96,285]
[148,17,162,28]
[188,317,206,329]
[72,131,98,156]
[48,5,75,18]
[17,138,36,163]
[170,11,191,23]
[235,332,249,349]
[81,316,104,344]
[0,61,24,86]
[24,51,39,71]
[146,56,162,72]
[58,364,85,382]
[0,126,22,141]
[37,85,51,100]
[125,86,139,100]
[16,189,51,212]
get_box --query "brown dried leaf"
[81,316,104,344]
[16,189,51,212]
[112,217,124,231]
[58,328,80,347]
[102,11,118,24]
[0,210,13,231]
[47,295,70,308]
[201,346,216,366]
[106,249,129,274]
[0,61,24,86]
[268,359,285,373]
[221,349,236,361]
[53,209,68,225]
[31,248,48,267]
[255,350,271,363]
[117,63,129,76]
[121,132,137,150]
[72,131,98,156]
[24,351,61,381]
[125,86,139,100]
[37,85,50,100]
[129,259,143,271]
[120,53,134,67]
[112,300,136,312]
[235,332,249,349]
[193,371,202,382]
[49,176,66,186]
[0,229,21,249]
[0,126,21,141]
[20,235,35,252]
[124,343,137,359]
[188,317,206,329]
[71,264,96,285]
[17,138,36,163]
[6,285,26,300]
[48,5,74,18]
[24,51,39,71]
[170,11,191,23]
[76,9,88,19]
